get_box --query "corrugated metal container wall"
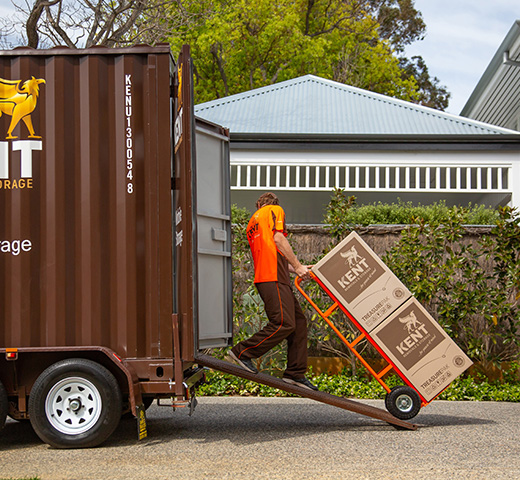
[0,46,174,360]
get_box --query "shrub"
[324,189,499,238]
[383,206,520,363]
[228,196,520,375]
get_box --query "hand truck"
[296,273,433,420]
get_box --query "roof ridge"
[197,74,463,124]
[196,75,316,111]
[194,75,520,136]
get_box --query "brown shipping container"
[0,45,188,359]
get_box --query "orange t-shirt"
[246,205,290,284]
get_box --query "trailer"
[0,45,415,449]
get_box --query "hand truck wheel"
[385,385,421,420]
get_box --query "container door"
[195,119,233,349]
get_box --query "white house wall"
[230,148,520,223]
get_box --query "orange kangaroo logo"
[0,76,46,140]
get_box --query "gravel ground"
[1,397,519,480]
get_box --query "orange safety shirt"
[246,204,290,285]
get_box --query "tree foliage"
[399,55,450,110]
[367,0,425,52]
[168,0,445,105]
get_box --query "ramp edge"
[195,354,417,431]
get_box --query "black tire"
[0,381,8,431]
[29,358,122,448]
[385,385,421,420]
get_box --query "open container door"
[173,45,232,359]
[194,118,232,349]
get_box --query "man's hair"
[256,192,279,209]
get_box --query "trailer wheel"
[385,385,421,420]
[0,381,8,431]
[29,358,122,448]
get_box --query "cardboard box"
[312,232,411,332]
[371,298,473,402]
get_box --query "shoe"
[229,350,258,374]
[283,377,318,391]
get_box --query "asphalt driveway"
[1,397,519,480]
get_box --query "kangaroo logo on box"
[376,305,443,370]
[316,238,386,304]
[399,311,422,334]
[340,245,362,267]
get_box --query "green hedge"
[322,191,520,364]
[325,190,499,236]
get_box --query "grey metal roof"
[460,21,520,131]
[195,74,519,136]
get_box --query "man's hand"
[295,264,311,280]
[289,263,311,280]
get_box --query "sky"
[0,0,518,115]
[405,0,519,114]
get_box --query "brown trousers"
[231,281,308,379]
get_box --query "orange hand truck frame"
[296,273,436,420]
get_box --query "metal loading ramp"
[195,354,417,431]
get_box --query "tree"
[0,0,172,49]
[366,0,450,110]
[367,0,426,52]
[399,55,451,110]
[169,0,421,104]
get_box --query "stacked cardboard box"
[312,232,411,332]
[312,232,472,402]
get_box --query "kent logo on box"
[312,232,411,332]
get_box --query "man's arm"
[273,231,311,280]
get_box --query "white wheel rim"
[395,394,414,413]
[45,376,102,435]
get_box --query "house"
[461,20,520,132]
[195,75,520,224]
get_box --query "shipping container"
[0,44,232,447]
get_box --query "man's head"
[256,192,279,210]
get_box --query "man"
[229,192,318,391]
